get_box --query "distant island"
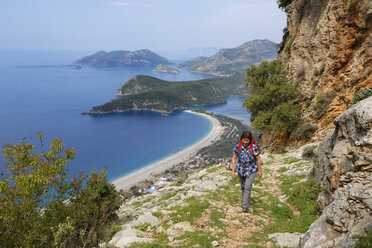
[85,73,246,116]
[74,49,169,67]
[153,64,179,74]
[71,65,81,69]
[179,39,278,76]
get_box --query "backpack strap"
[237,140,242,156]
[250,136,260,156]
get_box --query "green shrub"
[277,0,293,12]
[297,66,306,81]
[284,44,291,53]
[313,63,325,77]
[293,122,317,139]
[302,145,317,160]
[314,92,335,119]
[0,133,121,248]
[243,60,300,134]
[351,87,372,105]
[270,102,301,133]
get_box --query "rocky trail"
[104,144,316,248]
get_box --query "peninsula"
[86,73,246,115]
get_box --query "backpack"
[237,136,260,157]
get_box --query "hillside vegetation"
[243,59,317,143]
[0,133,121,247]
[88,73,246,115]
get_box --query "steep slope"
[300,97,372,248]
[278,0,372,136]
[75,49,169,67]
[181,39,278,76]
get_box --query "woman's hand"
[231,154,237,179]
[258,170,262,178]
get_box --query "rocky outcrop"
[300,97,372,247]
[278,0,372,136]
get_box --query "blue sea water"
[0,50,250,181]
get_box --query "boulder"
[188,169,207,181]
[166,221,193,237]
[109,228,152,247]
[195,180,218,192]
[268,232,303,247]
[130,212,160,228]
[299,215,340,248]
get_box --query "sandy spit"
[112,110,224,191]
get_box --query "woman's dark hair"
[240,131,252,140]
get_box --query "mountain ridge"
[179,39,279,76]
[75,49,170,67]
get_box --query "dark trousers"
[238,172,257,210]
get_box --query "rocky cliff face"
[300,97,371,247]
[278,0,372,137]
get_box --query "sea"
[0,50,251,181]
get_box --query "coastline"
[112,110,224,191]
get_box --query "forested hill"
[87,73,246,115]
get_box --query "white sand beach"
[112,110,224,190]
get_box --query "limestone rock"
[313,97,372,205]
[195,180,218,192]
[188,169,207,181]
[211,240,220,247]
[109,228,152,247]
[130,212,160,228]
[166,221,193,237]
[268,232,303,247]
[299,215,340,248]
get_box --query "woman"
[231,131,262,212]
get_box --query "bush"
[313,63,325,77]
[243,59,300,134]
[351,87,372,105]
[277,0,293,12]
[302,145,317,160]
[293,122,317,139]
[0,133,121,247]
[270,102,301,133]
[314,92,335,119]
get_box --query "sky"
[0,0,287,52]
